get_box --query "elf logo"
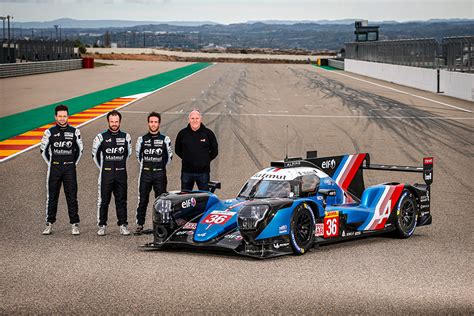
[53,141,72,148]
[106,147,125,154]
[144,148,162,155]
[181,197,197,209]
[321,159,336,169]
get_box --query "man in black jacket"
[175,110,218,191]
[40,104,83,235]
[135,112,173,235]
[92,110,132,236]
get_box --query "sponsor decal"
[273,242,290,249]
[315,223,324,236]
[105,138,112,142]
[197,233,206,237]
[183,222,197,230]
[181,197,197,209]
[342,231,346,237]
[105,147,125,154]
[105,155,123,161]
[175,231,188,236]
[201,211,236,225]
[317,196,323,201]
[224,233,243,241]
[116,138,125,142]
[200,138,206,142]
[321,159,336,170]
[53,141,72,148]
[53,132,60,137]
[187,230,194,236]
[324,212,339,238]
[285,160,301,167]
[64,132,73,139]
[154,140,163,145]
[253,173,286,180]
[53,149,73,155]
[424,157,433,165]
[279,225,288,234]
[355,231,361,236]
[144,139,151,144]
[144,148,162,156]
[420,191,430,203]
[420,204,429,209]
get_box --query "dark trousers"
[181,172,210,191]
[97,170,128,226]
[136,169,167,226]
[46,163,79,224]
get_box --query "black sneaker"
[134,225,144,235]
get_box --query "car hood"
[193,198,249,243]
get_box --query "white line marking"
[0,63,214,164]
[318,67,473,113]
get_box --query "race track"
[1,63,473,314]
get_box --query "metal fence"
[0,59,83,78]
[442,36,473,72]
[345,36,474,72]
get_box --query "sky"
[1,0,473,23]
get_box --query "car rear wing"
[362,155,433,186]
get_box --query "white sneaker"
[42,223,53,235]
[71,223,80,235]
[119,224,130,236]
[97,225,106,236]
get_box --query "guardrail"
[0,59,82,78]
[328,59,344,70]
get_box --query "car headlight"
[238,205,270,230]
[154,199,172,224]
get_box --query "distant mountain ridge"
[13,18,474,29]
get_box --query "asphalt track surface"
[1,63,473,314]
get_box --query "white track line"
[0,63,214,164]
[317,67,473,114]
[121,110,474,120]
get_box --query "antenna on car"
[285,125,289,161]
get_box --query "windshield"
[238,179,293,199]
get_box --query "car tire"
[290,203,316,255]
[394,190,418,238]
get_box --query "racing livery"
[145,151,433,258]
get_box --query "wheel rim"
[400,199,415,231]
[295,210,312,244]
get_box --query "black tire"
[394,190,418,238]
[290,203,316,255]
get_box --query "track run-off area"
[1,62,473,313]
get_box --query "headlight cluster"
[238,205,270,230]
[154,199,172,224]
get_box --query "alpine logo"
[321,159,336,169]
[105,147,125,154]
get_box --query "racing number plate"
[201,211,236,225]
[324,211,339,238]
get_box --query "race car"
[144,151,433,258]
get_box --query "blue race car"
[145,151,433,258]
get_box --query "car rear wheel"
[395,190,417,238]
[290,203,315,255]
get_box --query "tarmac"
[0,61,473,314]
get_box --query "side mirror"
[208,181,221,193]
[318,189,336,208]
[318,189,336,197]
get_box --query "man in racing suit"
[40,104,83,235]
[92,110,132,236]
[134,112,173,235]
